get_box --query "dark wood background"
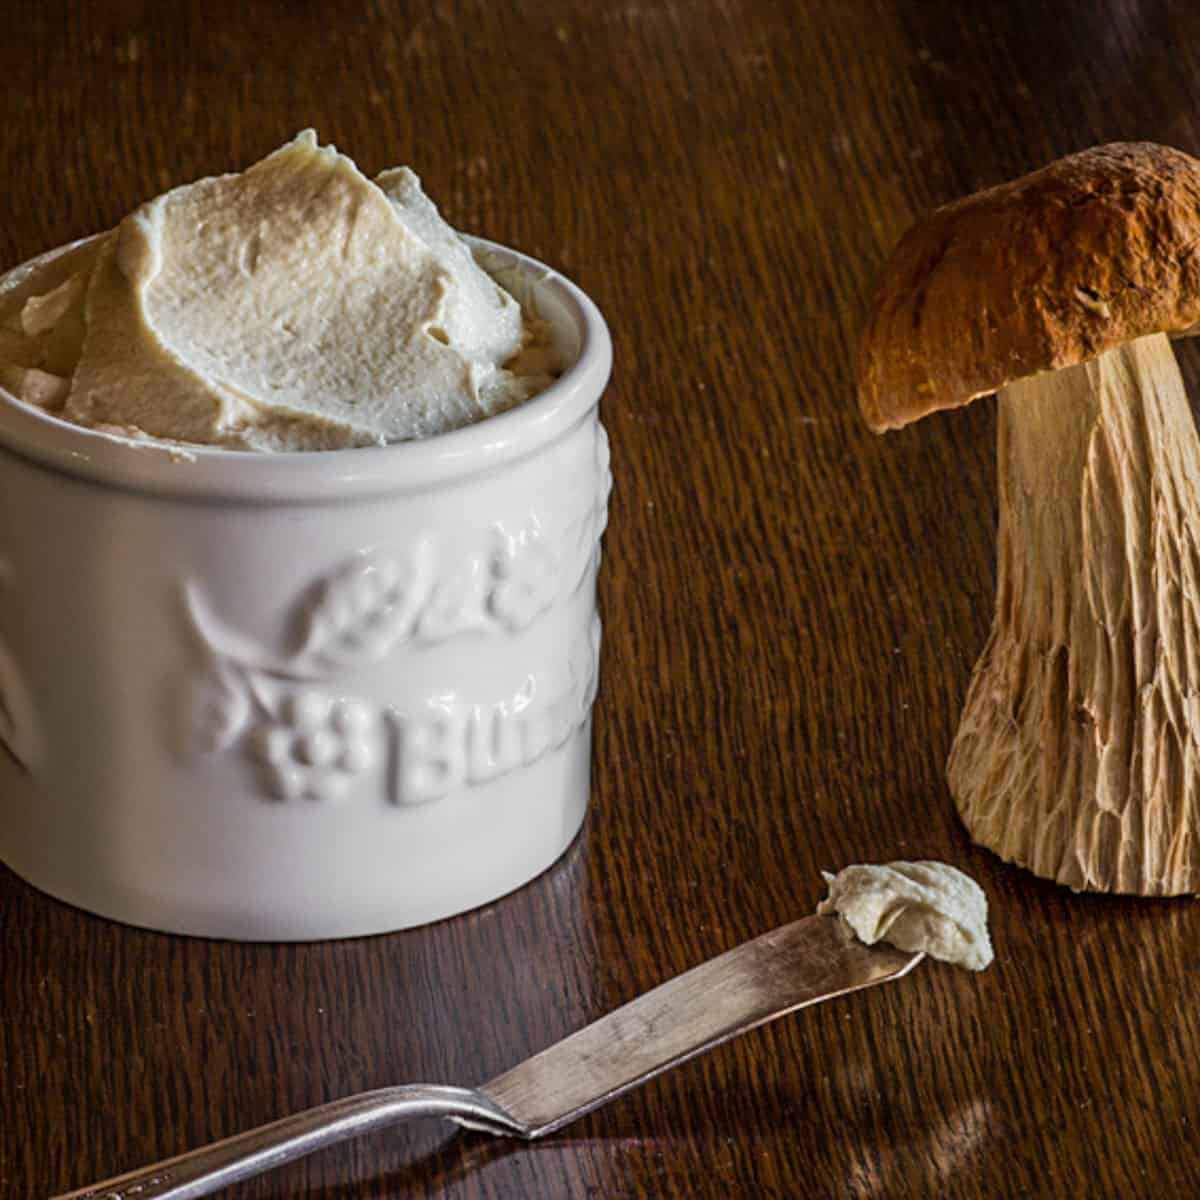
[5,2,1200,1196]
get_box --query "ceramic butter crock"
[0,238,612,939]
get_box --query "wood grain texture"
[3,1,1200,1196]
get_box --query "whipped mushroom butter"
[819,860,994,971]
[0,130,558,450]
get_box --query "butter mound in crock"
[0,130,557,450]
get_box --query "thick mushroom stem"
[947,331,1200,894]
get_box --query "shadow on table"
[281,1077,852,1198]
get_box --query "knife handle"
[50,1084,524,1200]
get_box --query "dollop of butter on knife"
[818,860,993,971]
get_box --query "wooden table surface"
[5,2,1200,1196]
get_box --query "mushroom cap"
[858,142,1200,432]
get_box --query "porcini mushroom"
[858,142,1200,895]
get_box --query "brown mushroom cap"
[858,142,1200,433]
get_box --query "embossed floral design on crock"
[185,547,407,803]
[184,501,607,805]
[247,689,383,803]
[489,527,558,630]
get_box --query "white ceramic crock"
[0,238,611,940]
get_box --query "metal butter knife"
[54,914,922,1199]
